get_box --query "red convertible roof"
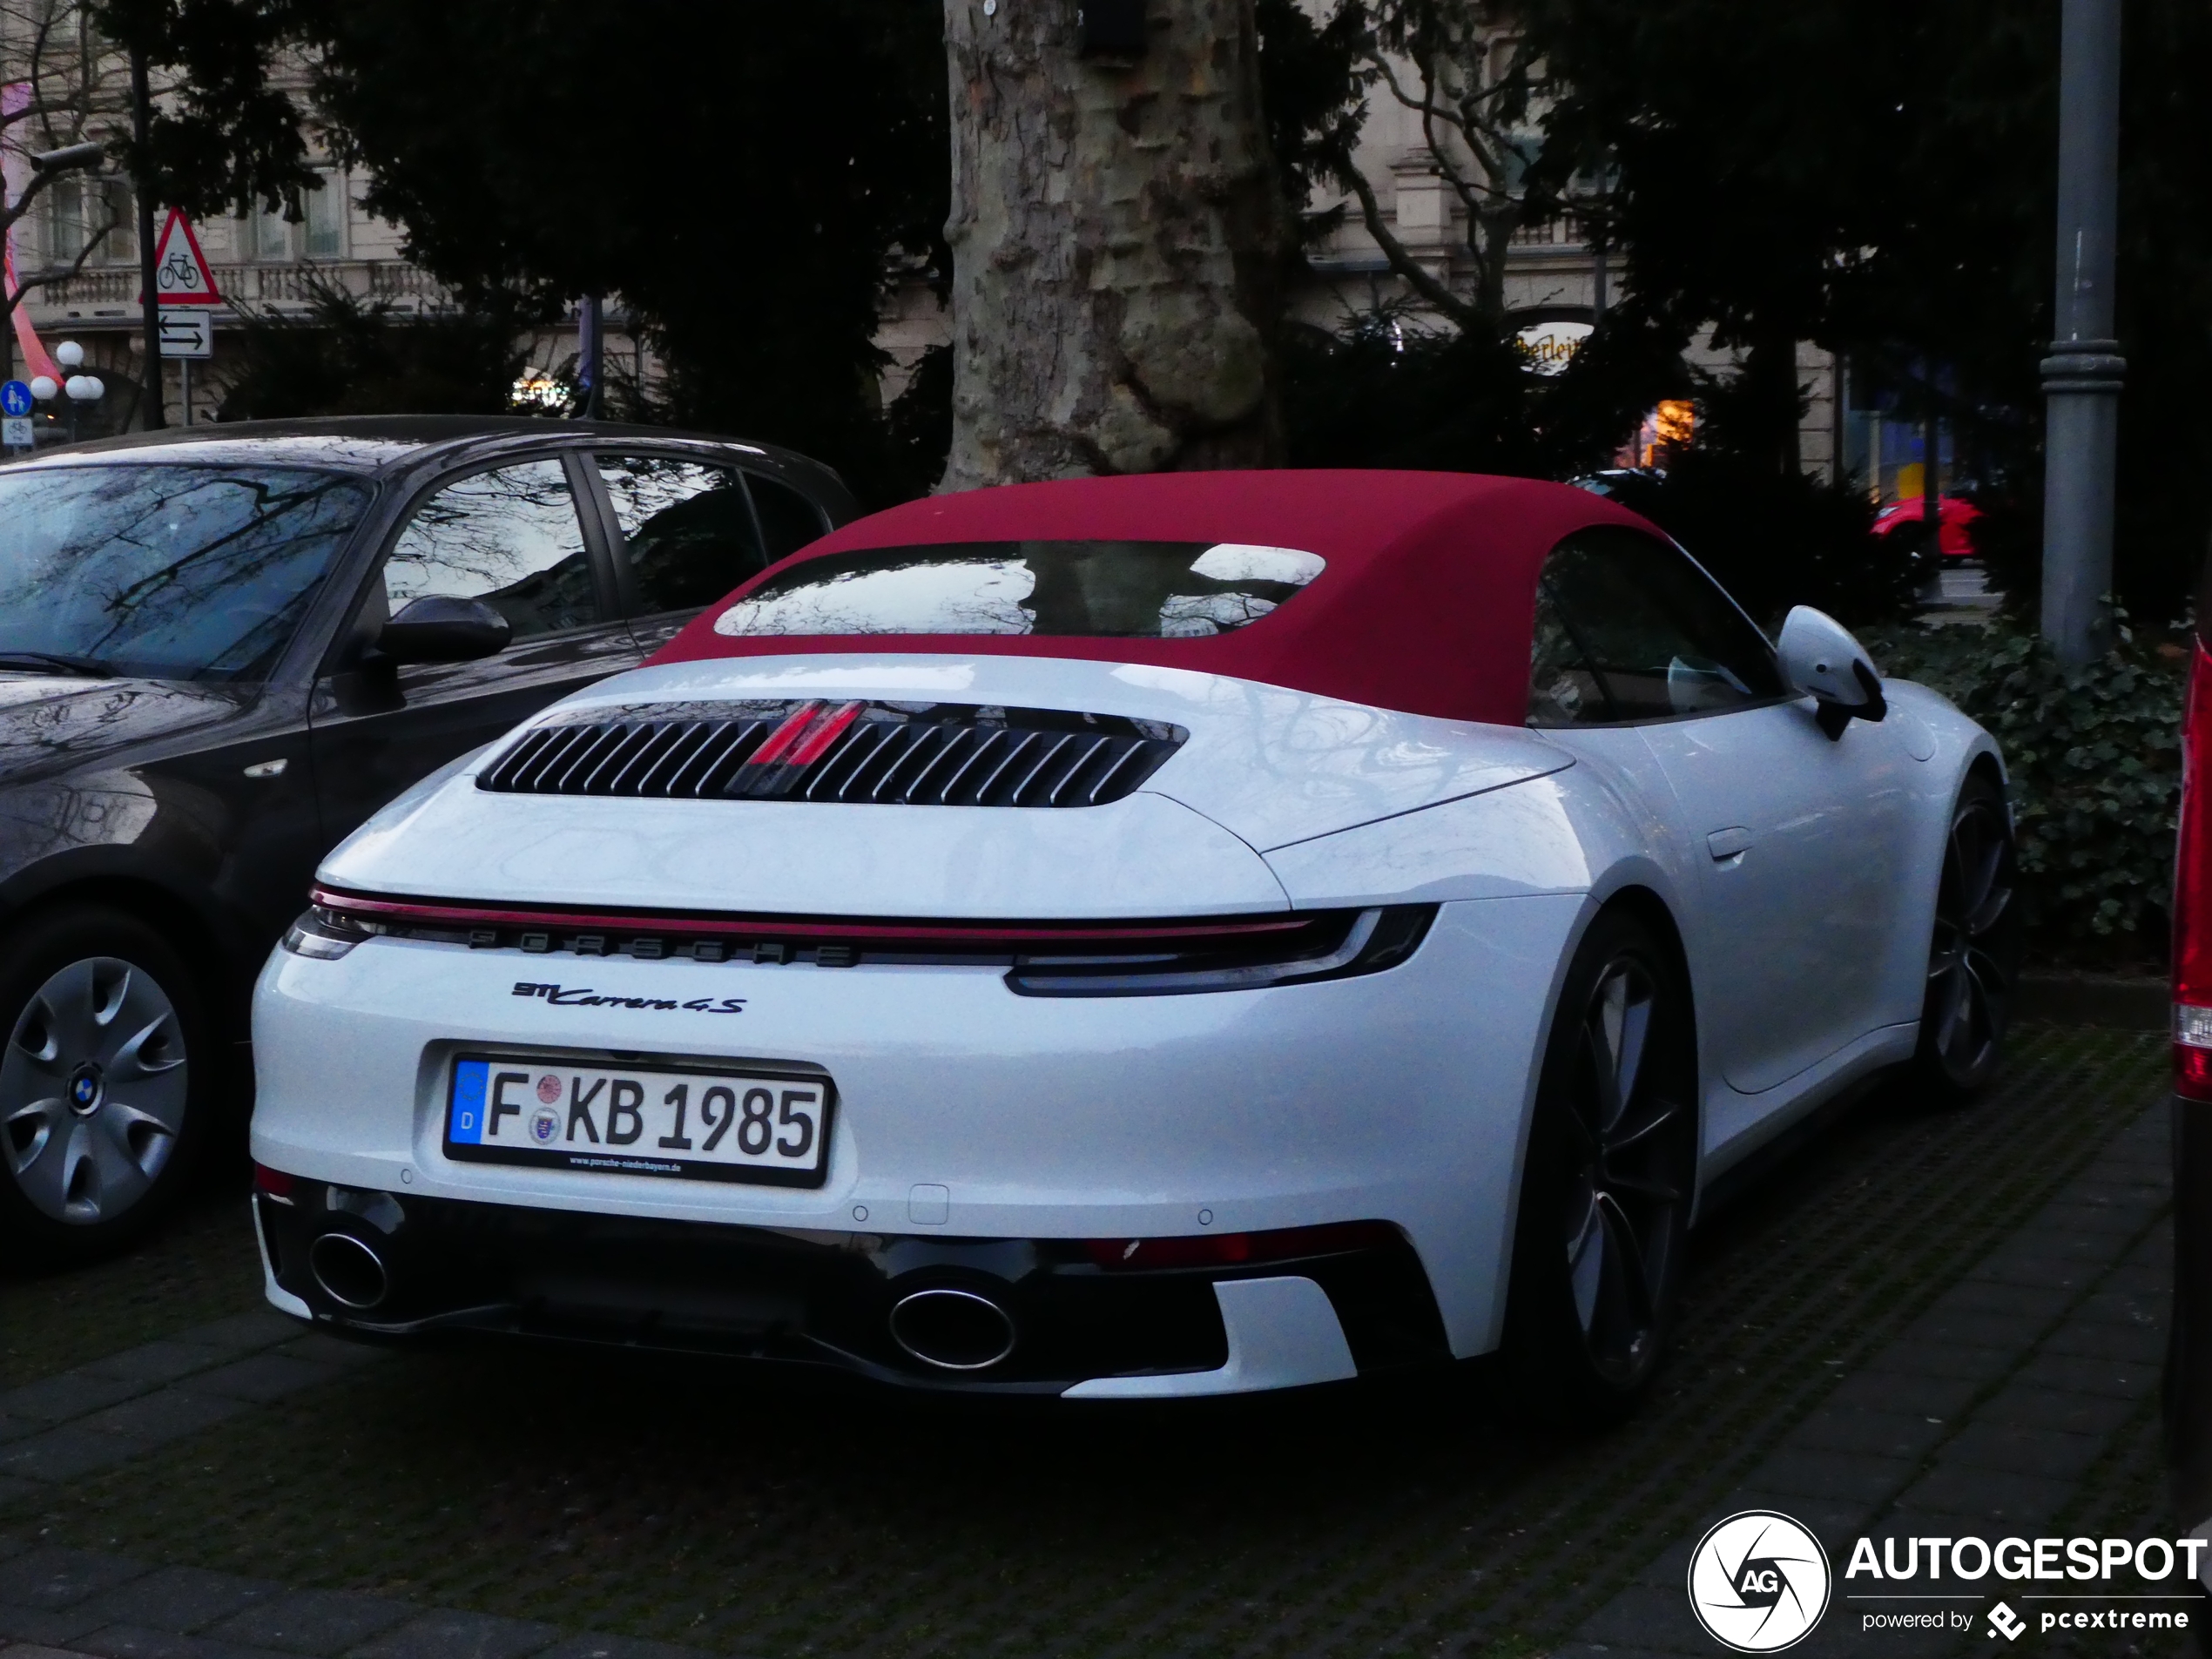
[651,469,1660,725]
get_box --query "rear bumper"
[253,1184,1448,1395]
[250,894,1583,1358]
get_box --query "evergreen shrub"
[1871,618,2185,963]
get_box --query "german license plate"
[444,1055,832,1186]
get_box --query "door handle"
[1706,826,1753,862]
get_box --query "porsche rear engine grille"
[477,699,1186,807]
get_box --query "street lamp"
[44,341,102,443]
[29,140,105,174]
[2040,0,2125,665]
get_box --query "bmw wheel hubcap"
[1563,958,1685,1385]
[1927,798,2014,1081]
[1,957,188,1224]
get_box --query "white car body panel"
[348,655,1576,858]
[1631,698,1925,1095]
[253,645,2004,1394]
[326,782,1291,921]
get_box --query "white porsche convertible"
[249,471,2016,1415]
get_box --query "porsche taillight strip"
[475,700,1185,807]
[307,887,1317,949]
[300,888,1439,992]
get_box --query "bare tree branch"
[1338,158,1483,333]
[1322,2,1561,330]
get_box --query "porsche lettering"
[510,981,745,1014]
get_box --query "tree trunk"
[941,0,1285,489]
[1743,329,1804,477]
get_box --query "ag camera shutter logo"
[1686,1510,1831,1651]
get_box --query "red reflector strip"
[1083,1220,1398,1271]
[744,700,824,767]
[785,701,864,767]
[2179,1006,2212,1100]
[2181,1044,2212,1102]
[253,1163,296,1198]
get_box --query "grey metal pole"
[579,293,604,420]
[131,45,162,429]
[2039,0,2126,664]
[1919,373,1944,602]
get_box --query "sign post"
[140,210,221,426]
[158,307,213,425]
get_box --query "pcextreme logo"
[1686,1510,1832,1652]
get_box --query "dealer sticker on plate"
[445,1055,832,1187]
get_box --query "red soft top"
[649,469,1662,725]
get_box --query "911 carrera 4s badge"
[445,1055,832,1187]
[510,981,745,1014]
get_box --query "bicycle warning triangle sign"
[141,209,221,306]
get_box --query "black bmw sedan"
[0,416,856,1259]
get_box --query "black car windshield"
[711,539,1326,639]
[0,464,372,681]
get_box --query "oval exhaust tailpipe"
[889,1286,1017,1371]
[308,1231,390,1311]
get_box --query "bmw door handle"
[1706,826,1753,863]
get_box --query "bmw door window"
[384,460,601,638]
[597,455,767,614]
[0,464,371,682]
[1534,529,1785,721]
[749,473,832,561]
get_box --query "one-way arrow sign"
[158,308,212,358]
[139,209,221,306]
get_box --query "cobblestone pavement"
[0,1183,263,1391]
[0,1028,2181,1659]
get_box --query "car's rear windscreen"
[711,540,1326,639]
[0,463,372,681]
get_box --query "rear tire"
[0,904,211,1264]
[1501,908,1696,1426]
[1912,770,2020,1103]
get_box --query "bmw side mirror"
[377,596,511,665]
[1776,605,1887,740]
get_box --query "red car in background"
[2169,563,2212,1578]
[1873,494,1984,558]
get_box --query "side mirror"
[377,595,511,665]
[1776,604,1887,739]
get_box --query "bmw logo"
[529,1105,561,1144]
[66,1062,104,1116]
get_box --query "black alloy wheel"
[1503,908,1696,1422]
[1914,770,2020,1101]
[0,904,210,1262]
